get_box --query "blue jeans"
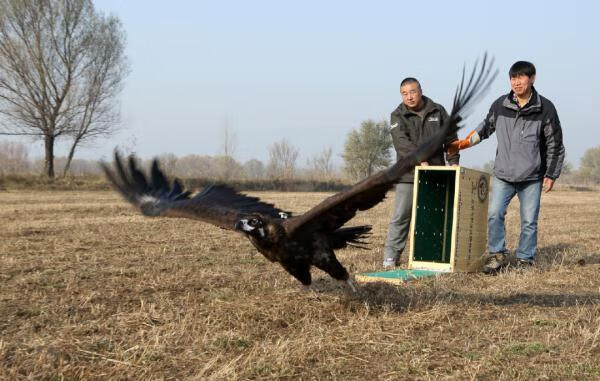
[383,182,414,264]
[488,176,543,262]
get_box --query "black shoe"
[515,258,535,269]
[483,252,508,274]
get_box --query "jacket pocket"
[519,120,540,144]
[515,140,542,180]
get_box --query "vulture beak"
[234,219,246,232]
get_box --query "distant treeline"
[0,140,354,191]
[0,173,352,192]
[2,140,600,189]
[0,140,344,183]
[182,178,351,192]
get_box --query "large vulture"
[102,55,496,292]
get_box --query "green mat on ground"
[356,269,442,284]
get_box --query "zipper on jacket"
[514,110,523,136]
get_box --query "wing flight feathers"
[102,152,289,230]
[283,54,497,236]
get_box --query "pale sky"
[16,0,600,169]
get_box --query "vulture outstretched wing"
[101,153,290,231]
[283,54,497,236]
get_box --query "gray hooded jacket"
[475,88,565,182]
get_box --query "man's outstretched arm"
[447,106,496,155]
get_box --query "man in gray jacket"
[383,77,459,268]
[448,61,565,272]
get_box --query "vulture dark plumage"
[102,55,497,292]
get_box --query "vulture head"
[234,214,267,239]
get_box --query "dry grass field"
[1,187,599,380]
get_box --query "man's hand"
[447,130,480,155]
[446,141,460,156]
[543,177,555,193]
[420,161,429,166]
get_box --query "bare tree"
[174,154,202,178]
[217,120,238,181]
[51,156,101,176]
[0,139,29,174]
[174,154,215,178]
[577,146,600,184]
[306,147,334,181]
[0,0,128,178]
[342,119,392,181]
[243,159,265,180]
[214,155,242,181]
[221,119,237,158]
[267,139,299,179]
[64,157,103,175]
[157,152,178,175]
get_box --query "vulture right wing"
[283,54,498,236]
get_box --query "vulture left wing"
[283,54,497,236]
[102,153,290,231]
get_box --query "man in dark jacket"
[448,61,565,272]
[383,77,459,268]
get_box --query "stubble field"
[1,188,599,380]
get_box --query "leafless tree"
[173,154,203,178]
[214,155,242,181]
[0,139,29,174]
[52,156,102,176]
[217,120,238,180]
[306,147,334,181]
[157,153,178,175]
[0,0,128,178]
[267,139,299,179]
[221,119,237,158]
[243,159,265,180]
[175,154,216,178]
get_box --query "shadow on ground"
[349,279,600,313]
[308,245,600,312]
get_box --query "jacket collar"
[503,87,542,114]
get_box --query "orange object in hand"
[447,130,479,155]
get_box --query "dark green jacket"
[390,96,459,182]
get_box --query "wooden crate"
[407,166,490,272]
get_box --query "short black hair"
[400,77,421,90]
[509,61,536,78]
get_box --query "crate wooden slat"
[408,166,490,272]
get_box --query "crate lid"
[356,268,442,284]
